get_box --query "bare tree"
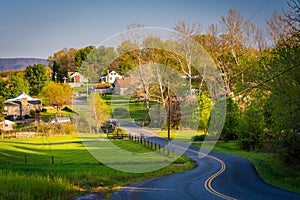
[285,0,300,40]
[216,9,266,95]
[172,21,203,97]
[267,11,293,44]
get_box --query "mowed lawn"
[0,135,194,199]
[156,131,204,142]
[102,95,155,121]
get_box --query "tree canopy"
[24,64,49,96]
[39,82,72,112]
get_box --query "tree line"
[0,1,299,165]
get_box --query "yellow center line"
[172,143,237,200]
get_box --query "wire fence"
[128,134,175,158]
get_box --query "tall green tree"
[5,73,29,98]
[75,46,95,71]
[24,64,49,96]
[0,77,7,99]
[237,103,265,151]
[221,98,240,141]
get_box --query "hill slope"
[0,58,48,71]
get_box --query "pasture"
[0,135,194,199]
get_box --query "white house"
[100,70,122,83]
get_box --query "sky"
[0,0,289,59]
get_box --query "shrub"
[192,134,206,141]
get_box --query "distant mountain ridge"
[0,58,48,71]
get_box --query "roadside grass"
[156,131,204,142]
[193,141,300,194]
[0,135,194,199]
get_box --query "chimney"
[107,69,110,83]
[21,98,28,118]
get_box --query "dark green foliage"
[5,73,29,99]
[192,134,206,141]
[75,46,95,71]
[277,131,300,165]
[264,43,300,164]
[221,98,240,141]
[237,104,265,151]
[51,60,59,82]
[119,61,135,75]
[0,77,6,98]
[24,64,49,96]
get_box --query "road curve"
[111,122,300,200]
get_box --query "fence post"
[172,148,174,158]
[24,155,27,164]
[52,155,54,164]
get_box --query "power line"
[247,0,272,21]
[196,62,300,111]
[233,62,300,98]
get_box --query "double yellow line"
[172,144,237,200]
[203,154,236,200]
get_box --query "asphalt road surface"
[111,121,300,200]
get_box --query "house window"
[110,77,112,80]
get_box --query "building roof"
[69,72,83,78]
[4,101,19,106]
[101,70,120,77]
[4,120,15,125]
[114,77,131,88]
[95,84,111,89]
[7,92,40,102]
[0,120,15,125]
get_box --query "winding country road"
[111,121,300,200]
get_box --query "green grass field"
[0,135,194,199]
[193,141,300,194]
[156,131,204,142]
[102,95,154,121]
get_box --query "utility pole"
[167,83,171,144]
